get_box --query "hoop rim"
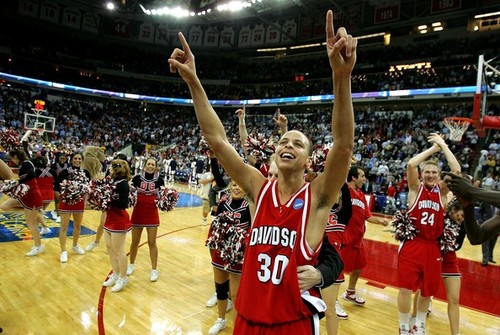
[443,116,473,123]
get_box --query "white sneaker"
[342,290,365,306]
[85,241,99,252]
[127,264,135,276]
[103,273,118,287]
[40,227,51,235]
[111,276,129,292]
[208,318,226,335]
[226,299,233,312]
[335,300,348,319]
[71,245,85,255]
[26,245,44,256]
[150,269,159,282]
[56,216,61,223]
[202,218,208,225]
[412,325,426,335]
[206,293,217,307]
[60,251,68,263]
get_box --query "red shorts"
[234,314,315,335]
[397,239,442,297]
[442,251,461,277]
[104,207,131,233]
[340,244,367,273]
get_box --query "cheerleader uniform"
[55,166,91,213]
[35,166,56,204]
[130,171,164,228]
[441,216,466,278]
[209,196,251,274]
[18,160,43,210]
[104,178,131,233]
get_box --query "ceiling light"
[431,22,441,27]
[418,25,427,30]
[474,11,500,19]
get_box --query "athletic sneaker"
[72,245,85,255]
[335,300,348,319]
[202,218,208,225]
[342,290,365,306]
[412,325,426,335]
[226,299,233,312]
[60,251,68,263]
[150,269,159,282]
[127,264,135,276]
[26,245,44,256]
[103,273,118,287]
[85,241,99,252]
[40,227,51,235]
[111,276,129,292]
[208,318,226,335]
[399,329,411,335]
[206,293,217,307]
[427,299,433,315]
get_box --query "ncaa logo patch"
[293,198,304,210]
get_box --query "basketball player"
[397,133,460,335]
[443,172,500,244]
[169,9,356,333]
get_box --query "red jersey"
[236,180,320,325]
[407,183,445,241]
[342,186,371,248]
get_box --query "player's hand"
[168,33,197,84]
[325,10,357,75]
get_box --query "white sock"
[399,312,410,330]
[416,311,427,328]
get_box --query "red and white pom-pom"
[0,180,29,199]
[392,209,419,242]
[87,177,115,211]
[60,170,90,205]
[0,128,20,151]
[128,185,138,208]
[244,133,275,162]
[310,144,332,174]
[198,137,211,156]
[440,216,460,253]
[155,187,179,211]
[205,211,249,268]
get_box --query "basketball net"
[443,118,471,142]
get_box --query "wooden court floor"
[0,184,498,335]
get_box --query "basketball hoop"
[443,117,472,142]
[36,127,45,136]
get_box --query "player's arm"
[169,33,264,199]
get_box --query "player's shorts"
[442,251,461,277]
[340,244,367,273]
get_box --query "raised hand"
[273,108,288,133]
[235,106,246,121]
[428,133,446,148]
[325,10,357,75]
[168,32,197,84]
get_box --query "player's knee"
[215,280,229,300]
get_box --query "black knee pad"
[215,280,229,300]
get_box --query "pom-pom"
[128,185,138,208]
[0,180,29,199]
[391,209,419,242]
[60,169,90,205]
[198,137,211,156]
[244,133,275,163]
[87,176,115,211]
[310,144,332,174]
[0,128,20,151]
[440,215,460,253]
[155,187,179,211]
[205,211,249,269]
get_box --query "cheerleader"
[127,157,164,282]
[101,159,132,293]
[50,152,69,220]
[33,156,56,235]
[3,148,44,256]
[206,181,251,335]
[55,152,90,263]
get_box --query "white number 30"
[257,253,290,284]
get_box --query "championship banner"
[62,6,82,29]
[155,23,170,45]
[281,19,297,43]
[265,21,281,44]
[204,26,219,47]
[18,0,38,18]
[188,25,203,47]
[431,0,461,14]
[82,12,100,34]
[238,25,252,47]
[251,23,265,46]
[40,1,59,24]
[110,18,130,38]
[374,0,400,24]
[168,23,184,43]
[138,22,155,43]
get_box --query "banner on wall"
[82,13,100,34]
[18,0,39,18]
[374,0,400,24]
[62,6,81,29]
[188,25,203,47]
[281,19,297,43]
[110,18,130,38]
[138,22,155,43]
[220,26,235,47]
[40,1,59,24]
[251,23,265,46]
[155,23,170,45]
[204,26,219,47]
[238,24,252,47]
[265,21,281,44]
